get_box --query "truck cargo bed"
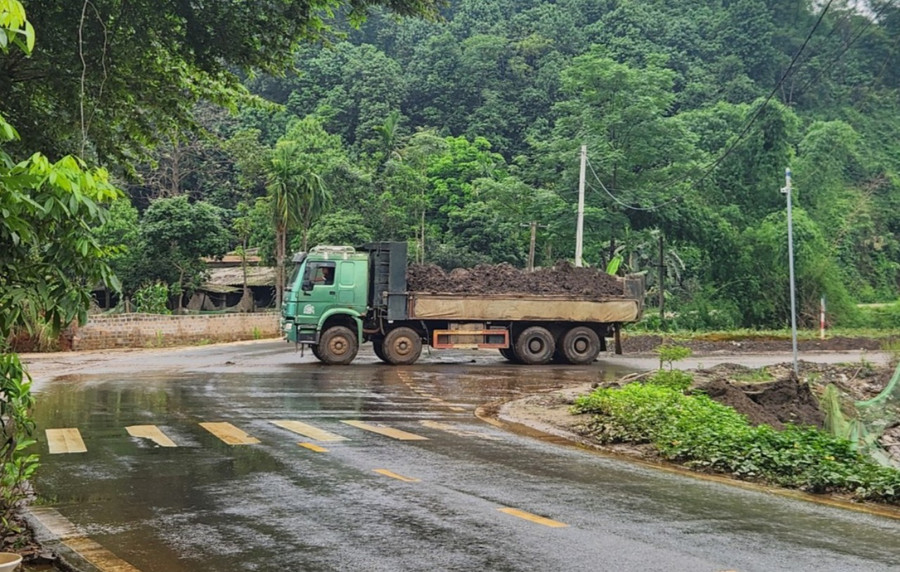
[407,293,641,323]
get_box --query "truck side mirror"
[301,279,313,292]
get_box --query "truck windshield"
[286,264,303,292]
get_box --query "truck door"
[337,261,356,305]
[298,261,337,321]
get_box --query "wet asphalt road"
[24,342,900,572]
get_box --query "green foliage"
[646,370,694,392]
[0,353,39,532]
[572,383,900,503]
[0,0,440,166]
[655,344,692,370]
[140,196,230,307]
[133,282,171,315]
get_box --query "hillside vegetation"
[4,0,898,329]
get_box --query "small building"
[189,265,277,311]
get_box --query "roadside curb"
[475,389,900,522]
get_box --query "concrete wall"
[71,312,281,350]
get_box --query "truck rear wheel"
[514,326,555,365]
[560,326,601,365]
[383,327,422,365]
[372,339,389,363]
[318,326,358,365]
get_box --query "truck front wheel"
[317,326,359,365]
[514,326,555,365]
[560,326,601,365]
[383,327,422,365]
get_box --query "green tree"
[0,0,439,165]
[1,1,120,541]
[140,196,231,311]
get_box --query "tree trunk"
[275,227,285,309]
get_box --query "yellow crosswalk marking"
[199,422,260,445]
[64,536,143,572]
[270,420,348,442]
[373,469,420,482]
[299,442,328,453]
[419,420,501,440]
[29,508,143,571]
[46,428,87,454]
[498,507,568,528]
[340,420,428,441]
[125,425,177,447]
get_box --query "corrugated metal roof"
[204,266,276,288]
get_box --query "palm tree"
[266,139,332,308]
[267,141,302,309]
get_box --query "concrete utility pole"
[658,234,665,326]
[575,144,586,267]
[782,167,799,376]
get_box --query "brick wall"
[71,312,281,350]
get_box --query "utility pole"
[781,167,799,376]
[658,234,665,326]
[522,221,547,272]
[575,144,586,267]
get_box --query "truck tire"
[372,339,389,363]
[560,326,601,365]
[499,347,521,363]
[317,326,358,365]
[514,326,555,365]
[383,327,422,365]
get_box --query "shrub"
[572,383,900,503]
[134,282,171,314]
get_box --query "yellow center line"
[270,420,348,442]
[373,469,420,482]
[340,420,428,441]
[497,507,568,528]
[199,422,260,445]
[125,425,177,447]
[46,428,87,454]
[449,407,466,412]
[299,442,328,453]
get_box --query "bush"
[134,282,171,314]
[572,383,900,503]
[646,370,694,392]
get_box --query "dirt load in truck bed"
[407,262,625,298]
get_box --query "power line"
[586,156,681,212]
[792,0,895,101]
[585,0,837,211]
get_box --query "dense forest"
[4,0,900,329]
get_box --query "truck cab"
[281,246,370,363]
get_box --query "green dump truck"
[281,242,644,365]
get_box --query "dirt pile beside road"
[621,334,895,355]
[407,261,624,298]
[698,375,825,429]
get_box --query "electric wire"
[587,0,837,211]
[793,0,895,101]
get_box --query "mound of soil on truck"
[407,262,624,298]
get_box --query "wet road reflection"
[28,345,900,572]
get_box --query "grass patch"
[732,368,774,383]
[572,383,900,504]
